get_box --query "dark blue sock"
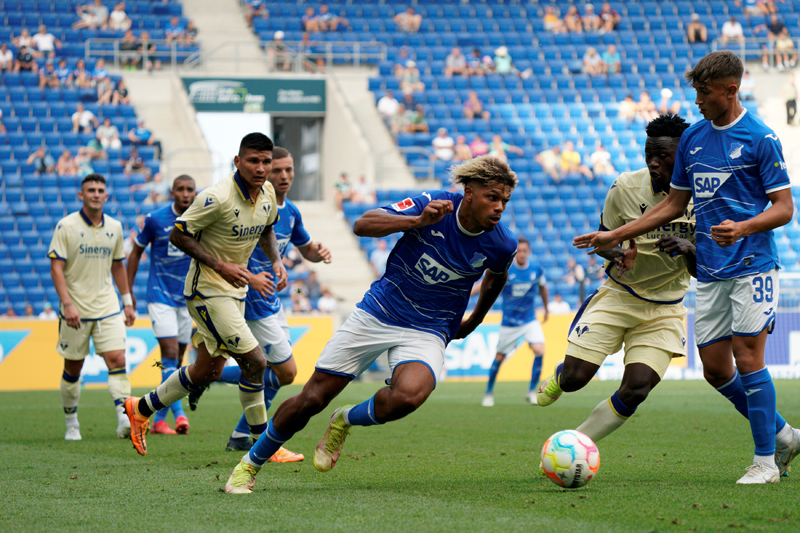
[248,419,292,467]
[609,391,637,418]
[486,358,502,395]
[220,365,242,385]
[233,366,282,436]
[715,369,787,433]
[344,396,383,427]
[741,368,777,456]
[529,354,544,391]
[154,358,177,423]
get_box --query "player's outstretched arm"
[125,242,146,309]
[353,200,454,238]
[655,236,697,278]
[258,224,288,292]
[455,270,508,339]
[111,260,136,326]
[169,228,250,289]
[710,188,794,247]
[574,188,692,253]
[298,241,332,264]
[50,258,80,329]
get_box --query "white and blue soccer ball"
[541,430,600,488]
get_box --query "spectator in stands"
[489,134,523,163]
[590,145,615,176]
[334,172,352,212]
[165,16,186,43]
[142,172,170,204]
[480,55,495,75]
[774,28,797,70]
[760,0,779,16]
[39,61,60,89]
[563,256,586,302]
[32,25,61,58]
[370,239,391,276]
[267,30,292,72]
[72,58,91,88]
[548,293,571,314]
[86,135,107,160]
[124,146,151,178]
[0,44,13,71]
[783,73,797,125]
[119,29,139,70]
[97,117,122,149]
[93,57,110,80]
[658,88,681,115]
[108,3,131,32]
[27,146,55,174]
[24,304,34,318]
[138,31,161,71]
[246,0,269,28]
[601,44,621,74]
[585,255,605,282]
[740,70,757,100]
[128,118,162,160]
[462,90,489,120]
[493,46,514,75]
[686,14,708,43]
[399,60,424,93]
[74,0,109,30]
[317,5,348,32]
[563,5,583,33]
[543,6,566,33]
[582,4,602,32]
[112,79,131,104]
[97,77,114,104]
[56,149,77,176]
[720,16,745,47]
[14,45,36,73]
[599,2,621,32]
[469,134,489,157]
[183,20,199,45]
[432,128,455,161]
[583,47,604,76]
[377,90,400,120]
[39,302,57,320]
[351,175,376,204]
[2,305,17,318]
[618,93,637,121]
[755,15,787,70]
[560,140,593,180]
[636,91,658,122]
[305,271,322,300]
[394,7,422,33]
[54,57,71,86]
[407,104,429,133]
[453,135,473,161]
[536,145,561,181]
[0,110,5,134]
[291,289,312,313]
[12,29,34,49]
[390,103,409,135]
[466,48,484,75]
[302,7,320,33]
[72,103,98,133]
[444,47,467,77]
[74,147,94,177]
[317,287,337,313]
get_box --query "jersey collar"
[171,203,181,216]
[233,170,262,203]
[79,208,104,227]
[711,107,747,131]
[455,200,484,237]
[650,176,667,195]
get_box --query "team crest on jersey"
[392,198,415,211]
[469,253,487,269]
[415,253,463,284]
[574,324,590,337]
[728,142,743,159]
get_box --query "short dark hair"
[172,174,195,188]
[645,113,690,139]
[81,174,106,187]
[238,132,274,157]
[685,50,743,86]
[517,236,530,246]
[272,146,291,160]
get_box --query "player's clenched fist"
[417,199,454,227]
[710,219,743,247]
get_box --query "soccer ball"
[540,430,600,488]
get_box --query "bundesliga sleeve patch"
[392,198,415,211]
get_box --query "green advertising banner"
[182,77,326,114]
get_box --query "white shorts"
[315,308,446,386]
[695,269,778,348]
[148,302,193,345]
[246,307,292,364]
[496,320,545,355]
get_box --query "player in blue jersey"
[223,155,519,493]
[189,147,332,461]
[576,51,800,484]
[127,175,196,435]
[480,236,549,407]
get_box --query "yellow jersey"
[175,171,279,300]
[600,168,695,304]
[47,210,125,320]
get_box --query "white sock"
[231,430,250,439]
[61,374,81,422]
[776,423,795,446]
[754,454,777,468]
[107,368,131,415]
[576,398,629,442]
[240,388,267,440]
[144,369,192,412]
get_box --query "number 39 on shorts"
[752,276,773,303]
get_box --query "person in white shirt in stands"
[72,103,98,133]
[432,128,455,161]
[351,175,376,204]
[548,293,572,315]
[377,90,399,119]
[369,239,391,277]
[0,44,14,71]
[590,145,615,177]
[720,16,745,46]
[32,25,62,58]
[317,287,338,313]
[39,301,58,320]
[108,3,131,32]
[96,117,122,149]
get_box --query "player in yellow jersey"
[48,174,137,441]
[537,114,697,442]
[124,133,287,456]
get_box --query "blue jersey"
[671,110,791,281]
[501,260,545,327]
[244,200,312,320]
[135,204,192,307]
[357,191,518,343]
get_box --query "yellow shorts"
[186,297,258,358]
[57,313,127,360]
[566,286,687,378]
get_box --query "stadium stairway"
[293,201,375,313]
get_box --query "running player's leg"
[483,353,505,406]
[485,324,521,406]
[152,337,180,434]
[525,318,547,401]
[93,315,131,438]
[169,306,193,433]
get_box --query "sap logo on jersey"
[415,253,463,284]
[693,172,732,198]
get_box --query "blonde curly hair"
[449,155,518,189]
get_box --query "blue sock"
[486,358,502,395]
[154,358,178,424]
[715,369,787,433]
[740,368,777,456]
[609,390,637,418]
[247,419,292,467]
[233,367,282,436]
[220,365,242,385]
[343,396,383,427]
[529,354,544,391]
[555,361,564,386]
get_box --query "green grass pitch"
[3,380,800,533]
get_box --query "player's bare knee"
[559,365,592,392]
[617,383,651,409]
[238,351,268,384]
[278,369,296,386]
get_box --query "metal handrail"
[711,36,799,68]
[84,38,198,71]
